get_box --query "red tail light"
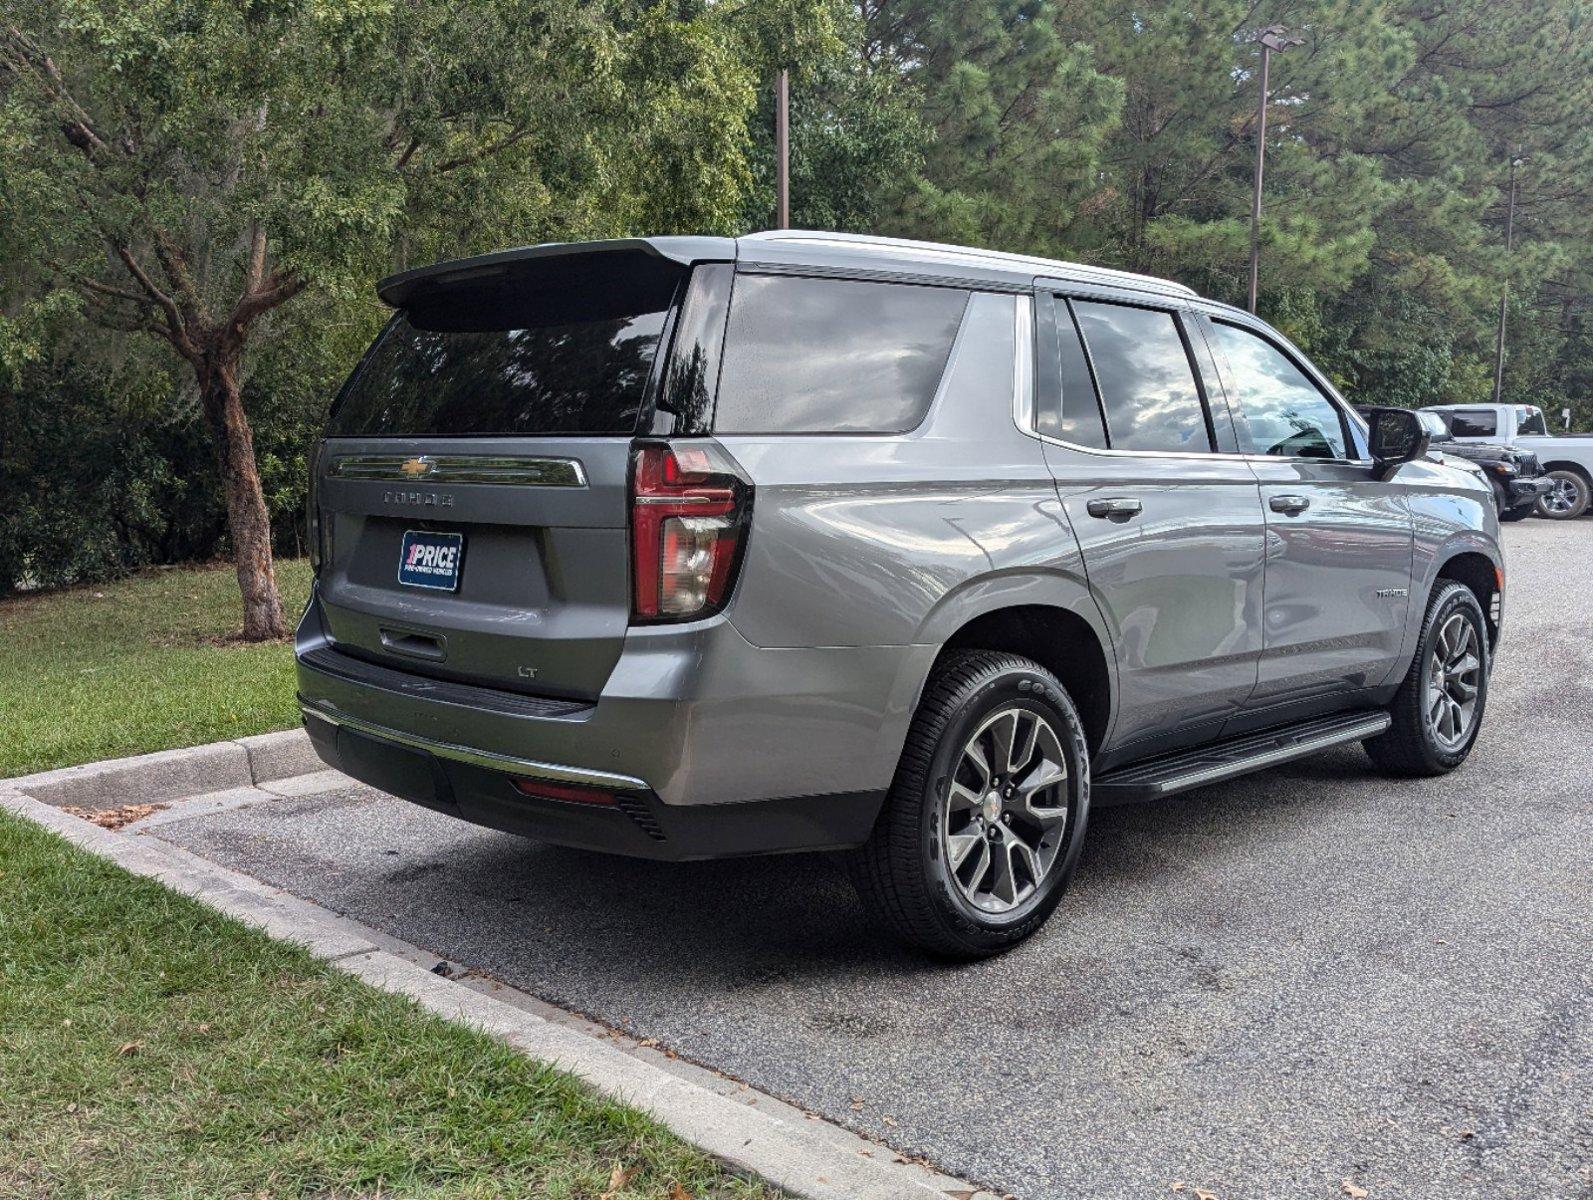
[630,441,752,622]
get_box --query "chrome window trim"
[300,701,648,791]
[327,455,588,487]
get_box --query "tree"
[0,0,764,636]
[861,0,1122,255]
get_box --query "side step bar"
[1093,710,1392,805]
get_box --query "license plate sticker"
[397,530,465,591]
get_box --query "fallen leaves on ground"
[1342,1181,1369,1198]
[667,1184,694,1200]
[599,1163,635,1199]
[61,803,165,830]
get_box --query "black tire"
[1363,581,1489,777]
[1499,504,1532,522]
[1535,468,1590,520]
[846,650,1090,959]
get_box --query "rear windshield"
[329,266,675,437]
[1516,407,1548,435]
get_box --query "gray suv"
[297,231,1504,956]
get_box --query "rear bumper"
[295,589,927,858]
[300,705,881,860]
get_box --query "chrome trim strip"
[300,701,649,791]
[327,455,587,487]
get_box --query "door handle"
[1269,494,1311,515]
[1087,497,1143,519]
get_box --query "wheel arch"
[1539,459,1593,483]
[1434,549,1501,646]
[925,603,1114,755]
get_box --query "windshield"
[1516,407,1549,436]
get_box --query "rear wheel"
[847,651,1089,958]
[1364,581,1488,776]
[1536,469,1590,520]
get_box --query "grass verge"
[0,561,312,778]
[0,811,775,1199]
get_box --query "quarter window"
[1210,322,1348,459]
[1071,302,1213,453]
[714,274,969,434]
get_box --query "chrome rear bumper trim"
[299,699,648,792]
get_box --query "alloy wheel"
[941,707,1070,915]
[1540,475,1585,516]
[1424,612,1481,751]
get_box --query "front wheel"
[1364,581,1489,776]
[847,651,1090,958]
[1536,469,1590,520]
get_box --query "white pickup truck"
[1423,403,1593,520]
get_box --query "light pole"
[1247,25,1304,313]
[1491,152,1525,404]
[775,67,791,228]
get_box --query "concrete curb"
[8,728,318,808]
[1,744,991,1200]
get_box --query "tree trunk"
[198,355,286,640]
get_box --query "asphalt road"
[156,520,1591,1200]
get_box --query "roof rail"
[742,230,1197,297]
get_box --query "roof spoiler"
[377,236,736,309]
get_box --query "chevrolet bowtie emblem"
[399,457,434,477]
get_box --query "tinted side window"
[1036,295,1108,447]
[1071,302,1212,453]
[1516,407,1548,435]
[714,274,969,434]
[1449,409,1498,437]
[1210,322,1347,459]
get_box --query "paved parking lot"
[153,521,1590,1200]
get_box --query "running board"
[1092,710,1391,804]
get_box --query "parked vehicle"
[1360,407,1551,521]
[1423,403,1593,520]
[298,231,1504,957]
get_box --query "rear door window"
[713,274,968,434]
[1209,321,1348,459]
[1071,301,1214,453]
[1449,409,1498,437]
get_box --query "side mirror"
[1363,407,1430,479]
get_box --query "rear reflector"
[630,441,751,622]
[512,778,616,806]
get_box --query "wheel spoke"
[1009,712,1039,775]
[946,830,982,872]
[990,837,1020,905]
[987,711,1018,779]
[962,838,992,897]
[947,781,983,812]
[962,740,992,792]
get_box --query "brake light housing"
[630,441,752,622]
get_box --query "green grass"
[0,813,774,1199]
[0,561,314,778]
